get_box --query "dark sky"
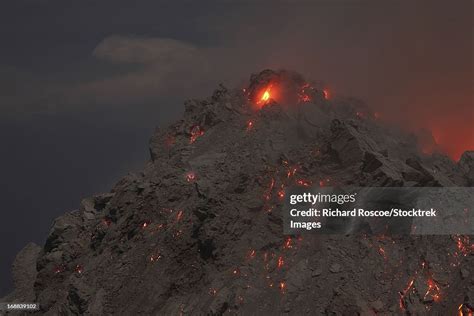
[0,0,472,296]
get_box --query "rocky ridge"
[2,70,473,315]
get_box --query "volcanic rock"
[2,243,41,303]
[2,69,472,315]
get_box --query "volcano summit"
[2,70,473,315]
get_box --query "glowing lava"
[459,303,474,316]
[262,90,270,102]
[399,279,414,310]
[277,188,285,199]
[256,85,273,107]
[279,281,286,294]
[185,171,196,183]
[296,179,312,187]
[277,256,284,269]
[246,120,254,131]
[247,249,256,259]
[323,89,330,100]
[74,265,83,274]
[150,254,162,262]
[189,126,204,144]
[452,235,473,265]
[298,83,313,103]
[176,210,184,222]
[378,246,387,260]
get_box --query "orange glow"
[277,189,285,199]
[176,210,183,222]
[297,83,313,103]
[75,265,83,274]
[424,278,441,302]
[319,178,330,187]
[247,249,256,259]
[262,90,270,102]
[378,246,387,260]
[300,94,311,102]
[263,177,275,201]
[454,235,473,257]
[246,120,254,131]
[399,279,414,311]
[256,84,273,107]
[323,89,330,100]
[279,281,286,293]
[458,303,474,316]
[189,126,204,144]
[54,266,65,274]
[296,179,312,187]
[150,254,161,262]
[277,256,284,269]
[185,171,196,183]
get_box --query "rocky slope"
[2,70,473,315]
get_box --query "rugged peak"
[2,71,472,315]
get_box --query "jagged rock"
[329,263,342,273]
[80,193,114,221]
[329,119,383,168]
[362,152,383,173]
[371,299,384,312]
[1,243,41,302]
[459,151,474,184]
[2,70,471,315]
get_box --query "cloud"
[93,35,199,65]
[63,36,214,106]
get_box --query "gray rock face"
[2,70,472,315]
[3,243,41,303]
[459,151,474,185]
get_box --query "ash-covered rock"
[2,69,472,315]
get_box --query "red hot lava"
[297,83,313,103]
[283,237,293,249]
[185,171,196,183]
[176,210,184,222]
[254,80,319,107]
[150,254,162,262]
[247,249,256,260]
[277,187,285,200]
[323,89,330,100]
[74,265,83,274]
[246,120,254,132]
[296,179,312,187]
[279,281,287,294]
[189,125,204,144]
[256,85,273,107]
[277,256,284,269]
